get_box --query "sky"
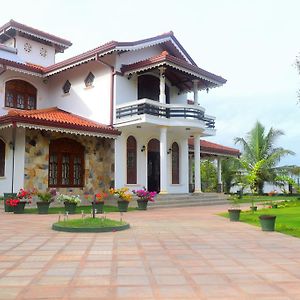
[1,0,300,165]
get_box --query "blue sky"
[1,0,300,165]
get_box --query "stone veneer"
[24,129,115,197]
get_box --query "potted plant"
[35,189,57,214]
[133,189,157,210]
[57,193,81,214]
[3,193,17,212]
[109,188,132,212]
[259,214,276,231]
[6,189,32,214]
[228,195,241,221]
[93,192,108,213]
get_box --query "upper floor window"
[138,74,170,104]
[5,80,37,110]
[62,80,71,94]
[84,72,95,87]
[0,139,5,177]
[49,138,84,187]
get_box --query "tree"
[234,121,294,194]
[201,160,217,192]
[221,157,240,193]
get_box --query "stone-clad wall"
[24,129,115,197]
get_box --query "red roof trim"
[121,52,227,85]
[0,58,45,74]
[0,107,120,136]
[189,139,240,157]
[0,19,72,47]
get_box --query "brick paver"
[0,205,300,299]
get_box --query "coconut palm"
[234,121,294,194]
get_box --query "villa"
[0,19,239,196]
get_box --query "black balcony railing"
[116,102,215,129]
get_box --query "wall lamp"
[141,145,146,152]
[167,148,172,154]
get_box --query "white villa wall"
[46,60,112,125]
[114,128,189,193]
[0,127,25,194]
[15,36,56,67]
[0,70,48,116]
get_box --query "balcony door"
[147,138,160,192]
[138,74,170,104]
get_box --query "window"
[172,142,179,184]
[5,80,37,110]
[84,72,95,87]
[127,136,137,184]
[62,80,71,94]
[49,138,84,187]
[0,139,5,177]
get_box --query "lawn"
[235,194,299,204]
[23,205,136,214]
[220,200,300,238]
[54,217,127,228]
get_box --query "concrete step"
[148,193,229,209]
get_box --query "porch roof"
[189,138,240,157]
[121,51,227,91]
[0,107,120,138]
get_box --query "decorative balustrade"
[115,99,215,129]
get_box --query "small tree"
[201,160,217,192]
[221,157,240,193]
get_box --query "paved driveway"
[0,205,300,299]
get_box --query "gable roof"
[0,107,120,138]
[0,19,72,52]
[121,51,226,87]
[189,138,240,157]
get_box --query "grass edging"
[52,217,130,233]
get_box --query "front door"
[147,139,160,192]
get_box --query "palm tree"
[234,121,294,194]
[221,157,240,193]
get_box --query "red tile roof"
[0,20,72,48]
[0,58,45,74]
[189,138,240,157]
[0,107,120,136]
[121,51,227,85]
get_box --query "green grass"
[55,217,127,228]
[23,205,136,214]
[220,200,300,238]
[235,195,299,204]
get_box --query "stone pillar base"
[159,190,168,195]
[217,184,223,193]
[193,189,202,194]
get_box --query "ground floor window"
[49,138,84,187]
[172,142,179,184]
[0,139,5,177]
[127,136,137,184]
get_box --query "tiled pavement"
[0,205,300,299]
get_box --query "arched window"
[49,138,84,187]
[172,142,179,184]
[0,139,5,177]
[138,75,170,103]
[5,80,37,110]
[127,136,137,184]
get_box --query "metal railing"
[116,100,215,129]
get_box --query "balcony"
[115,99,215,129]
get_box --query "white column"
[217,157,223,193]
[160,127,168,194]
[193,80,199,105]
[180,138,189,193]
[194,134,202,193]
[189,154,193,185]
[159,67,166,104]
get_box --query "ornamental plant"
[35,188,57,203]
[95,192,108,203]
[109,187,132,202]
[6,198,20,207]
[133,189,157,202]
[57,193,81,204]
[17,188,32,201]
